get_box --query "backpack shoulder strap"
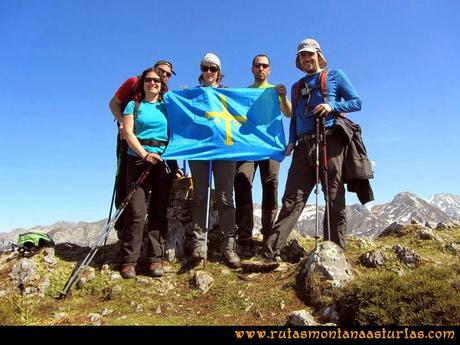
[292,77,304,114]
[132,100,141,134]
[319,68,329,100]
[320,69,346,118]
[133,100,141,120]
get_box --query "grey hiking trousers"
[189,160,236,249]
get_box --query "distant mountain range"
[252,192,459,237]
[1,192,459,250]
[0,219,118,251]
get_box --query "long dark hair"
[134,67,166,101]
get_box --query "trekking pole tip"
[57,291,69,300]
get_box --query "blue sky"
[1,0,459,232]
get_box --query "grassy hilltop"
[0,224,459,326]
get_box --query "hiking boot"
[191,244,205,258]
[189,244,206,266]
[223,249,241,268]
[148,262,164,278]
[237,232,254,245]
[257,246,278,261]
[120,265,136,279]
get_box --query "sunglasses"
[201,65,219,73]
[144,77,161,84]
[157,68,172,78]
[253,63,270,69]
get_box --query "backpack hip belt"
[138,139,168,147]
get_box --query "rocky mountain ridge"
[255,192,458,238]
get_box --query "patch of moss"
[306,270,334,310]
[335,263,460,325]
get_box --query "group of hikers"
[108,38,370,280]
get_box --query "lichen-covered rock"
[359,249,386,268]
[287,310,318,326]
[302,241,354,297]
[10,258,38,292]
[43,247,57,268]
[392,244,422,268]
[191,271,214,294]
[379,222,404,237]
[321,305,339,323]
[445,242,460,255]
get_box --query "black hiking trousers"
[119,155,173,267]
[234,159,279,239]
[263,131,347,257]
[114,137,128,232]
[114,137,178,233]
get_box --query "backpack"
[11,230,55,258]
[18,230,55,248]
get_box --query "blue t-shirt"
[289,69,362,144]
[123,100,169,157]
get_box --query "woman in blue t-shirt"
[119,68,174,279]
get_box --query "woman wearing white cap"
[188,53,241,268]
[261,38,364,257]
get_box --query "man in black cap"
[108,60,176,232]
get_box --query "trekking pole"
[99,169,118,265]
[203,161,213,266]
[321,118,331,241]
[314,117,321,249]
[100,135,125,265]
[182,160,187,176]
[58,165,152,299]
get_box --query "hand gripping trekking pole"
[321,118,331,241]
[203,161,213,266]
[59,164,152,298]
[314,116,321,249]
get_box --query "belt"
[298,128,333,143]
[139,139,168,147]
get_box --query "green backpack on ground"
[17,230,55,249]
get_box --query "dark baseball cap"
[154,60,176,75]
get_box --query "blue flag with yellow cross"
[161,87,286,161]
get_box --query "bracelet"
[143,153,150,161]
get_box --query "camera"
[304,104,316,118]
